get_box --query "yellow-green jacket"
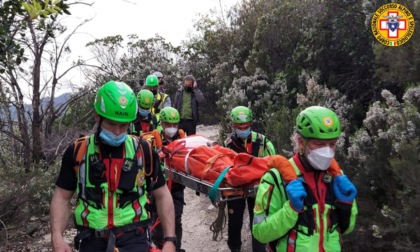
[253,154,358,252]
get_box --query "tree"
[0,0,99,167]
[84,34,181,95]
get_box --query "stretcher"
[164,166,259,203]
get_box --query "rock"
[25,223,41,236]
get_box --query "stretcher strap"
[209,166,232,203]
[184,150,192,175]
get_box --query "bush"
[346,87,420,251]
[0,161,59,245]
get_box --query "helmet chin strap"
[94,116,104,145]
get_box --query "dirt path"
[180,187,252,252]
[180,125,252,252]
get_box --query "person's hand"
[161,240,176,252]
[286,179,307,212]
[153,100,162,112]
[333,175,357,204]
[51,236,72,252]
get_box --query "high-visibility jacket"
[223,131,276,157]
[151,92,170,121]
[130,112,158,136]
[73,135,150,229]
[253,154,358,252]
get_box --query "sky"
[64,0,238,59]
[50,0,238,95]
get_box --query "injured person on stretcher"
[160,135,271,203]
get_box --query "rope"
[209,202,226,241]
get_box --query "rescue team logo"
[118,96,128,108]
[323,117,334,128]
[371,3,415,47]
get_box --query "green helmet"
[137,90,154,109]
[230,106,253,123]
[94,81,137,122]
[160,107,180,123]
[296,106,341,139]
[145,75,159,87]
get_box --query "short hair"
[183,75,196,83]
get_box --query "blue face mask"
[235,128,251,139]
[139,108,151,118]
[99,127,127,147]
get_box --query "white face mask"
[164,127,178,138]
[305,146,335,171]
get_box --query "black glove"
[153,100,161,113]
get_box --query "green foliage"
[346,86,420,250]
[22,0,63,20]
[0,161,58,232]
[0,0,27,73]
[217,68,272,139]
[58,90,96,131]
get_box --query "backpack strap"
[178,129,185,139]
[138,138,159,190]
[265,169,283,251]
[152,115,158,129]
[73,135,89,172]
[251,133,263,156]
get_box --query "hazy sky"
[50,0,238,94]
[64,0,238,58]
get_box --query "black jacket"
[173,87,205,123]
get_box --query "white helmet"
[153,71,163,78]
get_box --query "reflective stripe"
[287,229,297,252]
[79,162,86,199]
[184,151,192,175]
[253,215,266,225]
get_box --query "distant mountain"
[4,92,72,121]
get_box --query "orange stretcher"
[164,166,259,203]
[161,135,270,203]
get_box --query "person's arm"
[336,200,358,234]
[152,185,176,252]
[334,175,358,234]
[162,95,171,107]
[50,187,74,252]
[264,138,276,156]
[193,88,205,103]
[252,169,298,243]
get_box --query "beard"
[185,87,193,92]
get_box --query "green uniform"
[223,131,275,157]
[74,135,150,229]
[253,155,358,252]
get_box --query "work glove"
[333,175,357,204]
[286,179,307,212]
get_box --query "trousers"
[227,197,267,252]
[153,186,185,251]
[79,229,148,252]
